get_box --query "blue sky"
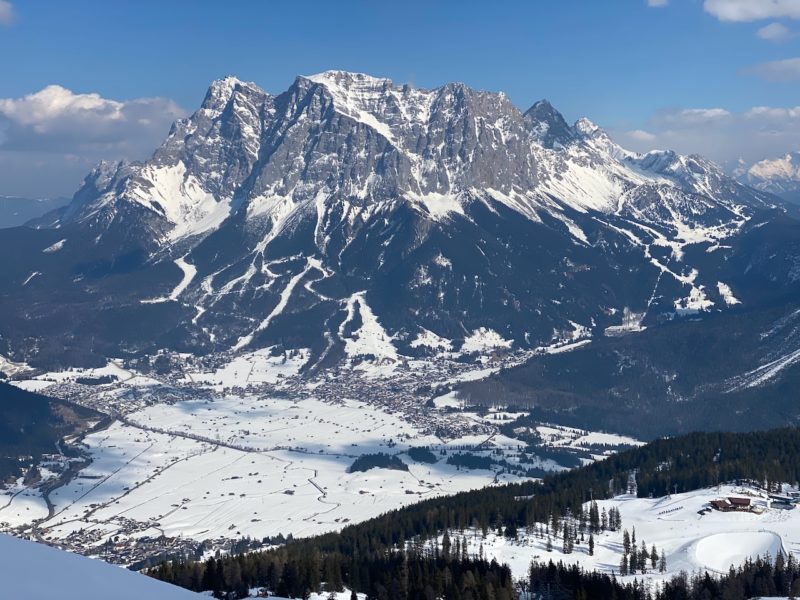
[1,0,799,197]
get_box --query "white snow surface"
[13,396,518,543]
[0,534,201,599]
[405,191,466,220]
[410,328,454,352]
[339,292,399,367]
[22,271,40,286]
[725,347,800,391]
[456,484,800,588]
[141,256,197,304]
[88,161,232,243]
[717,281,741,306]
[461,327,513,354]
[140,163,233,241]
[674,285,714,315]
[42,238,67,253]
[181,347,310,390]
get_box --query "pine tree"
[442,530,451,561]
[638,540,648,573]
[623,529,631,555]
[620,553,628,576]
[589,501,600,533]
[658,550,667,574]
[651,544,658,571]
[588,534,595,556]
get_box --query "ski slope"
[464,484,800,588]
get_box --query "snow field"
[25,395,519,545]
[468,485,800,588]
[181,347,310,390]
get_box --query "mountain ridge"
[0,72,797,427]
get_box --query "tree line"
[148,426,800,598]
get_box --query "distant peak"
[529,98,556,111]
[524,99,575,149]
[201,75,261,112]
[525,99,566,122]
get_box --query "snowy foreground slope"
[0,534,200,599]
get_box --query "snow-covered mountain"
[59,72,771,249]
[741,151,800,201]
[0,72,795,383]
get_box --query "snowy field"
[456,484,800,590]
[0,394,523,547]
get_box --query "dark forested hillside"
[459,298,800,439]
[149,427,800,599]
[0,383,99,480]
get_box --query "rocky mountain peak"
[200,75,263,114]
[523,99,576,148]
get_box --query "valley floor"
[0,347,636,564]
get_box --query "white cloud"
[0,85,185,153]
[613,104,800,169]
[627,129,657,142]
[660,107,732,124]
[745,105,800,118]
[757,21,793,40]
[0,0,14,25]
[704,0,800,22]
[647,0,669,7]
[0,85,185,197]
[743,57,800,81]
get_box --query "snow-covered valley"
[0,346,638,566]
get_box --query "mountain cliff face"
[0,72,796,385]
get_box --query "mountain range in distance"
[740,151,800,205]
[0,195,69,228]
[0,71,799,437]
